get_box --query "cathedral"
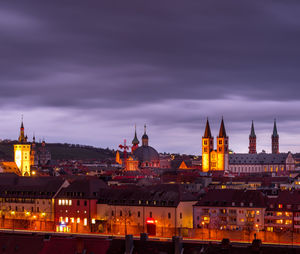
[117,125,160,171]
[201,118,292,173]
[202,118,229,172]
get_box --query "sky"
[0,0,300,155]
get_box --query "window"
[84,200,87,206]
[69,200,72,206]
[120,211,122,216]
[180,213,182,219]
[58,200,62,205]
[62,200,65,205]
[65,217,69,223]
[77,218,80,223]
[278,204,283,209]
[219,140,222,145]
[71,217,74,223]
[112,210,114,216]
[168,213,171,219]
[138,211,140,218]
[150,212,152,218]
[37,207,39,212]
[77,200,80,206]
[84,218,87,226]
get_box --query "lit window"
[84,218,87,226]
[66,200,68,206]
[278,204,283,209]
[91,218,96,224]
[77,218,80,223]
[69,200,72,206]
[256,211,260,215]
[59,217,63,222]
[62,200,65,205]
[71,217,74,223]
[58,200,62,205]
[65,217,69,223]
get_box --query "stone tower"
[202,119,214,172]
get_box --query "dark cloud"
[0,0,300,153]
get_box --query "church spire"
[272,119,278,138]
[18,115,27,143]
[203,118,212,138]
[249,120,257,154]
[132,124,139,146]
[250,120,256,138]
[272,119,279,154]
[218,117,227,138]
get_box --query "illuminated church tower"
[272,119,279,154]
[202,119,213,172]
[249,120,257,154]
[217,117,229,171]
[14,119,31,176]
[202,118,229,172]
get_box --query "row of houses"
[0,174,197,236]
[194,189,300,233]
[2,173,300,236]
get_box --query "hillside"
[0,142,116,161]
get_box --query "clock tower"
[14,119,31,176]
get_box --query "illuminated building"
[97,184,197,236]
[202,118,228,172]
[14,119,31,176]
[132,125,160,168]
[55,178,106,233]
[0,174,66,231]
[249,121,257,154]
[193,189,266,231]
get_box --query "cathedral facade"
[202,118,229,172]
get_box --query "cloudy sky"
[0,0,300,155]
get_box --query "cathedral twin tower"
[202,118,229,172]
[202,118,279,172]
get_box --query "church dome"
[133,145,159,163]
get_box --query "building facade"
[202,118,229,172]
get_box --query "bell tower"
[14,117,31,176]
[202,118,213,172]
[249,121,257,154]
[272,119,279,154]
[217,117,229,171]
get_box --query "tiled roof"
[229,153,292,165]
[57,177,107,199]
[194,189,267,208]
[98,184,197,207]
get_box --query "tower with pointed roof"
[131,124,140,152]
[142,124,149,147]
[202,118,214,172]
[14,117,31,176]
[217,117,229,171]
[272,119,279,154]
[249,121,257,154]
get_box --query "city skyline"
[1,1,300,154]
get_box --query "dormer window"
[250,203,253,207]
[241,202,244,207]
[232,202,235,206]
